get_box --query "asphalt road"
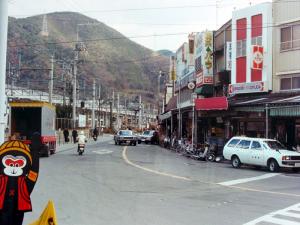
[23,138,300,225]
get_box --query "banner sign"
[194,31,214,87]
[226,42,232,71]
[229,81,267,94]
[78,114,86,128]
[252,45,264,70]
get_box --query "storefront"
[195,96,229,148]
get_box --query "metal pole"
[192,101,195,146]
[139,95,142,129]
[117,93,120,129]
[49,55,54,104]
[98,84,101,127]
[72,51,78,129]
[92,79,95,129]
[179,79,181,140]
[0,0,8,144]
[265,103,269,138]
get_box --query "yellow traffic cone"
[29,200,57,225]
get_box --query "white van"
[223,137,300,172]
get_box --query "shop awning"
[158,111,172,120]
[195,96,228,111]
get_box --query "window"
[292,77,300,89]
[280,78,292,90]
[227,139,240,147]
[280,74,300,91]
[237,140,251,149]
[236,40,246,57]
[251,141,262,150]
[251,36,262,46]
[280,24,300,51]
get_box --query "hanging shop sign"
[226,42,232,71]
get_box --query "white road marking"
[218,173,280,186]
[93,149,113,155]
[122,146,191,181]
[244,203,300,225]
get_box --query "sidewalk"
[56,134,114,153]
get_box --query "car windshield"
[119,130,132,135]
[143,131,151,135]
[264,141,286,150]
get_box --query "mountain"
[7,12,169,102]
[157,49,174,57]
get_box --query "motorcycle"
[78,143,85,155]
[93,135,97,141]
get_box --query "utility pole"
[72,51,78,129]
[0,0,8,144]
[112,90,115,109]
[139,95,142,129]
[92,79,96,129]
[49,55,54,104]
[117,93,120,129]
[98,84,101,127]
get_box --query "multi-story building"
[230,2,273,95]
[273,0,300,92]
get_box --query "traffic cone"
[29,200,57,225]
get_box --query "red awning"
[195,96,228,111]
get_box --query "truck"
[8,100,57,157]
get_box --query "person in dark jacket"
[63,129,69,143]
[72,129,78,143]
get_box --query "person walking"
[92,127,99,141]
[72,129,78,144]
[63,128,69,143]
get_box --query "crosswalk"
[244,203,300,225]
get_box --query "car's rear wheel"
[268,159,279,172]
[231,155,241,168]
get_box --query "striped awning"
[270,106,300,117]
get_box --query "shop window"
[237,140,251,149]
[251,141,262,150]
[227,139,240,147]
[280,78,292,90]
[281,25,300,51]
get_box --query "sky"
[8,0,270,52]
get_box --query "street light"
[157,70,165,115]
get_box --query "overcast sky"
[9,0,270,52]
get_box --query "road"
[23,137,300,225]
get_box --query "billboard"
[195,31,213,87]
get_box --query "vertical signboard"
[195,31,214,87]
[78,114,86,128]
[226,42,232,71]
[252,45,263,70]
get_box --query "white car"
[223,137,300,172]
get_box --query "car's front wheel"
[268,159,279,172]
[231,155,241,168]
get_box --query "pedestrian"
[72,129,78,144]
[100,127,104,136]
[63,128,69,143]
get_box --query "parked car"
[114,130,137,146]
[223,136,300,172]
[138,130,155,144]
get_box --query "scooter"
[78,143,85,155]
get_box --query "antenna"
[40,14,49,37]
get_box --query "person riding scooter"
[77,131,87,155]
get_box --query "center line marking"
[122,146,191,181]
[218,173,280,186]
